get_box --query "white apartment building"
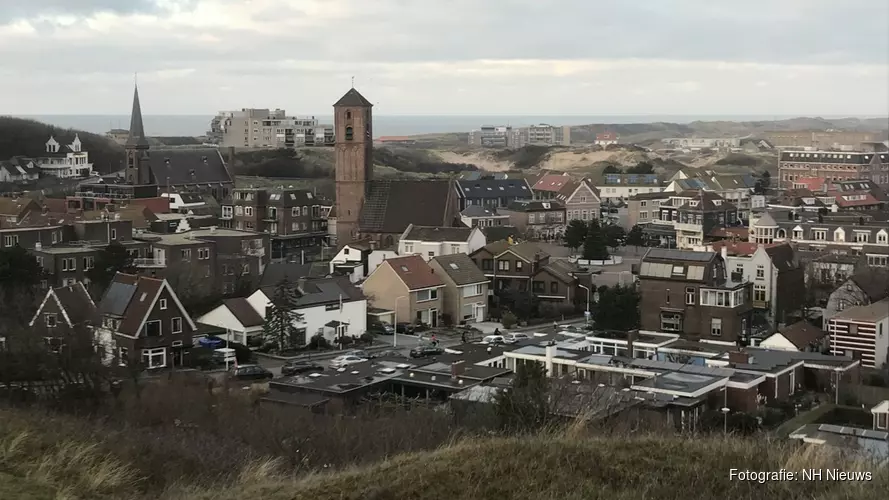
[211,108,334,149]
[662,137,741,151]
[827,299,889,369]
[469,126,520,148]
[514,124,571,148]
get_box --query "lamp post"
[578,284,591,325]
[834,367,843,405]
[394,296,407,348]
[721,407,730,435]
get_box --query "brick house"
[428,253,489,325]
[362,255,445,327]
[555,178,601,223]
[29,282,98,351]
[498,200,566,239]
[638,248,753,343]
[94,273,198,369]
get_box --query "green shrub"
[501,312,518,329]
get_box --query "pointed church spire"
[126,84,150,148]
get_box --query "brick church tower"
[333,88,374,244]
[124,84,156,186]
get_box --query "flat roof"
[33,245,97,255]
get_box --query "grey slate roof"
[461,205,501,217]
[334,88,373,107]
[148,149,233,185]
[99,280,137,316]
[403,225,472,242]
[224,298,264,327]
[643,248,716,263]
[359,180,454,234]
[431,254,487,286]
[480,226,520,243]
[260,276,365,309]
[456,179,532,200]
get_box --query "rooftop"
[833,298,889,323]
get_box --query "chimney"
[450,360,465,379]
[545,344,556,375]
[627,330,638,358]
[297,277,307,293]
[720,245,728,261]
[42,204,48,215]
[728,351,750,365]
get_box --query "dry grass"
[0,400,885,500]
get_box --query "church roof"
[126,85,150,148]
[359,180,453,234]
[148,149,233,186]
[334,88,373,107]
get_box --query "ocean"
[10,114,833,138]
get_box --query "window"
[450,244,461,253]
[463,284,484,297]
[222,206,233,218]
[245,206,253,217]
[345,126,353,140]
[515,261,523,272]
[83,256,94,270]
[661,312,682,332]
[159,298,168,310]
[756,265,764,279]
[111,228,117,240]
[141,347,166,369]
[45,313,57,328]
[854,232,869,243]
[235,206,243,216]
[302,206,308,216]
[710,317,722,336]
[838,299,847,311]
[497,260,510,272]
[685,287,695,305]
[428,251,435,258]
[242,263,250,275]
[878,232,888,244]
[416,288,438,302]
[532,281,545,293]
[171,317,182,334]
[292,206,300,217]
[754,284,767,302]
[735,264,743,275]
[639,211,648,220]
[3,235,18,246]
[61,258,76,271]
[665,288,670,305]
[404,243,414,253]
[144,320,162,337]
[482,259,493,271]
[181,249,191,261]
[198,248,210,260]
[550,282,559,294]
[118,347,128,367]
[813,230,826,241]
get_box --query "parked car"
[409,345,445,358]
[345,349,373,359]
[368,322,395,335]
[231,364,274,381]
[414,322,430,333]
[281,361,325,376]
[395,323,415,334]
[330,355,368,369]
[504,333,531,344]
[482,335,505,345]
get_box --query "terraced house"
[555,178,601,223]
[749,210,889,270]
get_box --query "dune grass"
[0,405,885,500]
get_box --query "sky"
[1,0,888,116]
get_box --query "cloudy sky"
[1,0,887,116]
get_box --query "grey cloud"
[0,0,172,22]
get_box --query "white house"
[758,321,827,352]
[827,298,889,368]
[195,297,265,345]
[245,276,367,345]
[0,158,40,183]
[398,224,486,261]
[328,239,373,283]
[37,135,94,178]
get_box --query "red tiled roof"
[596,132,618,141]
[532,174,572,192]
[834,192,882,208]
[778,321,826,350]
[708,226,749,239]
[793,177,826,191]
[710,240,759,256]
[130,197,171,214]
[385,255,445,290]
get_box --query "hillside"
[0,116,125,174]
[0,406,883,500]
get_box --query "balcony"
[650,218,673,226]
[674,222,703,233]
[132,258,166,268]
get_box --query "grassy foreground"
[0,406,885,500]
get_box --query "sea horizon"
[9,114,887,138]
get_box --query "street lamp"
[578,284,591,325]
[721,407,730,435]
[393,296,407,348]
[833,367,843,405]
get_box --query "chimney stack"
[728,351,750,365]
[228,146,236,166]
[450,360,465,379]
[626,330,638,358]
[297,277,307,293]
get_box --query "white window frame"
[141,347,166,369]
[710,317,722,337]
[171,317,182,334]
[159,298,168,310]
[416,288,439,302]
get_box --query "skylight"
[449,262,459,269]
[401,265,410,272]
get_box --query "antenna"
[135,72,138,86]
[351,76,355,88]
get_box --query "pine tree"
[563,220,587,253]
[626,225,645,247]
[261,278,305,349]
[582,219,610,261]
